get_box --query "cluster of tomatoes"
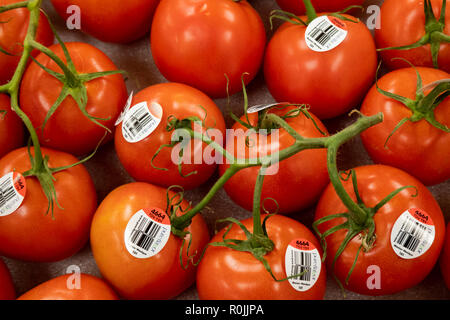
[0,0,449,301]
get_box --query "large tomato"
[90,182,210,300]
[264,13,377,119]
[196,214,327,300]
[0,94,23,159]
[0,0,53,84]
[219,106,329,215]
[20,42,128,156]
[440,222,450,290]
[115,82,226,190]
[0,147,97,262]
[150,0,266,98]
[0,258,15,300]
[51,0,160,43]
[18,274,118,300]
[276,0,365,16]
[315,165,445,296]
[360,67,450,186]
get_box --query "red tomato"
[196,214,327,300]
[115,82,226,190]
[150,0,266,98]
[20,42,128,156]
[90,182,210,300]
[0,94,23,158]
[440,222,450,290]
[315,165,445,296]
[360,67,450,186]
[17,273,118,300]
[276,0,365,15]
[219,106,329,215]
[0,147,97,262]
[264,14,377,119]
[0,258,15,300]
[375,0,450,73]
[0,0,54,85]
[51,0,160,43]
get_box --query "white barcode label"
[305,16,348,52]
[124,208,171,259]
[0,172,26,217]
[391,208,435,260]
[285,239,321,292]
[121,101,162,143]
[115,91,134,126]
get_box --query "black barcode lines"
[124,107,154,139]
[309,20,339,47]
[130,217,162,251]
[0,177,15,208]
[292,251,312,282]
[394,218,427,253]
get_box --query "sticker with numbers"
[305,15,348,52]
[121,101,162,143]
[285,238,321,292]
[0,172,26,217]
[391,208,435,260]
[115,91,134,126]
[124,208,171,259]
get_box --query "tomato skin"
[20,42,128,156]
[90,182,210,300]
[440,223,450,290]
[360,67,450,186]
[150,0,266,98]
[264,14,377,119]
[375,0,450,73]
[0,94,23,159]
[0,147,97,262]
[315,165,445,296]
[219,107,329,215]
[196,214,326,300]
[0,259,15,300]
[51,0,159,43]
[276,0,365,15]
[0,0,54,85]
[115,82,226,190]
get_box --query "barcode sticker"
[124,208,171,259]
[121,101,162,143]
[115,91,134,126]
[0,172,26,217]
[285,238,321,292]
[305,16,348,52]
[391,208,435,260]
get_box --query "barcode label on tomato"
[0,172,26,217]
[122,102,162,143]
[391,208,435,259]
[124,208,171,259]
[305,16,348,52]
[285,239,321,292]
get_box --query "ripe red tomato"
[17,273,118,300]
[440,222,450,290]
[0,94,23,159]
[0,259,15,300]
[51,0,160,43]
[196,214,327,300]
[20,42,128,156]
[264,14,377,119]
[375,0,450,73]
[150,0,266,98]
[115,82,226,190]
[90,182,210,300]
[276,0,365,16]
[219,106,329,215]
[0,147,97,262]
[315,165,445,296]
[0,0,54,85]
[360,67,450,186]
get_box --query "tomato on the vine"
[276,0,365,16]
[0,258,15,300]
[0,94,23,159]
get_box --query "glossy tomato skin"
[0,147,97,262]
[90,182,210,300]
[115,82,226,190]
[150,0,266,98]
[51,0,159,43]
[276,0,365,15]
[20,42,127,156]
[440,223,450,290]
[0,0,54,85]
[219,107,329,215]
[375,0,450,73]
[264,14,377,119]
[0,94,23,159]
[315,165,445,296]
[18,274,118,300]
[0,259,15,300]
[196,215,326,300]
[361,67,450,186]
